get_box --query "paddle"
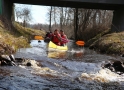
[76,41,85,46]
[34,36,44,40]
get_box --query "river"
[0,40,124,90]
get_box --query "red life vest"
[52,34,61,45]
[60,34,67,45]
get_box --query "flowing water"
[0,40,124,90]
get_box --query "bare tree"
[15,4,32,27]
[21,7,32,27]
[53,7,57,26]
[15,5,22,21]
[46,6,113,40]
[60,7,64,29]
[49,6,52,31]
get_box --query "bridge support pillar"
[111,9,124,32]
[0,0,13,20]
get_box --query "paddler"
[60,30,68,46]
[51,29,61,46]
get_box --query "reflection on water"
[48,51,66,59]
[16,40,85,60]
[47,40,85,59]
[47,49,84,60]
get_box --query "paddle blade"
[34,36,44,40]
[76,41,85,46]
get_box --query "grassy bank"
[0,19,46,55]
[89,31,124,55]
[0,23,28,54]
[13,22,46,40]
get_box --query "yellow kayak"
[48,41,68,51]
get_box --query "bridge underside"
[12,0,124,10]
[111,9,124,32]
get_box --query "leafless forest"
[15,5,113,41]
[47,7,113,41]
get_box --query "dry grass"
[0,20,46,55]
[0,20,4,28]
[13,22,46,39]
[0,26,30,54]
[86,29,110,46]
[90,31,124,55]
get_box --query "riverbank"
[88,31,124,56]
[13,22,46,40]
[0,16,45,55]
[0,21,28,54]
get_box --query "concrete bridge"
[1,0,124,32]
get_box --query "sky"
[31,5,49,24]
[15,4,50,24]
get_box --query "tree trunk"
[74,8,78,40]
[60,7,63,30]
[49,6,52,31]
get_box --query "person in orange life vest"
[60,30,68,46]
[51,29,61,46]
